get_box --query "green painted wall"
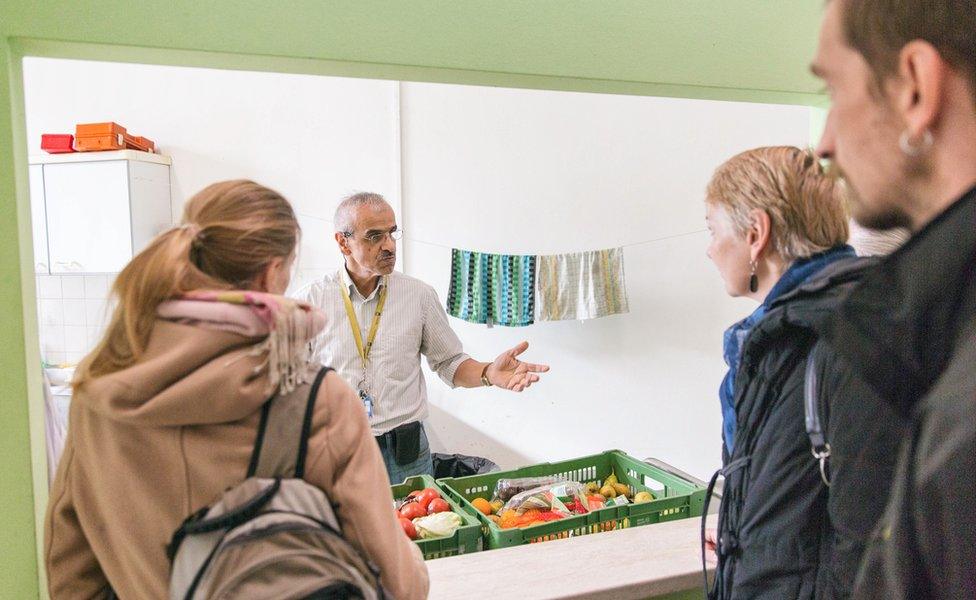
[2,0,827,104]
[0,1,828,597]
[0,39,42,600]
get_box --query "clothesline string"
[296,211,706,253]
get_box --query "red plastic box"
[40,134,76,154]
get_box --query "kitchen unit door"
[43,160,132,274]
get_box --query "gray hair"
[334,192,390,234]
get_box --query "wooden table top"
[427,514,717,600]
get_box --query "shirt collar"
[341,266,387,302]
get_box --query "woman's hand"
[704,528,718,565]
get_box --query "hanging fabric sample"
[447,248,536,327]
[536,247,629,321]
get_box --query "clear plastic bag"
[492,475,568,502]
[500,481,588,515]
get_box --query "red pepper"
[567,498,588,514]
[537,510,565,522]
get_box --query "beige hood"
[75,321,276,427]
[47,318,429,600]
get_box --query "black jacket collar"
[738,256,879,368]
[826,186,976,416]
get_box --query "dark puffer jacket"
[826,187,976,599]
[709,257,904,599]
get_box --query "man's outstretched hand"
[486,341,550,392]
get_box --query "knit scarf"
[157,290,326,394]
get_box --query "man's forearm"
[453,358,489,388]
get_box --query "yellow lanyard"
[340,279,388,371]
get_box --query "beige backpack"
[166,367,389,600]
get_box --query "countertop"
[29,149,170,165]
[427,514,716,600]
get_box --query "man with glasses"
[296,192,549,483]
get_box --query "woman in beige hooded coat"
[45,180,428,599]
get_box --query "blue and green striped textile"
[446,249,536,327]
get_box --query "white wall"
[23,58,813,480]
[401,83,811,479]
[22,57,401,291]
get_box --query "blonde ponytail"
[75,180,299,388]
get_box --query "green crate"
[390,474,483,559]
[438,450,706,549]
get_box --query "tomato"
[397,496,420,511]
[427,498,450,514]
[414,488,441,510]
[399,502,427,521]
[399,517,418,540]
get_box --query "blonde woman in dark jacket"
[703,147,903,599]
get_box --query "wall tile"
[45,352,66,366]
[63,299,86,326]
[64,326,88,353]
[61,276,86,299]
[37,276,62,299]
[85,299,109,330]
[84,275,111,299]
[39,299,64,327]
[65,351,86,364]
[86,327,103,348]
[39,326,64,355]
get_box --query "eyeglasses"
[343,228,403,245]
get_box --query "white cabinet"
[29,151,172,274]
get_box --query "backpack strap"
[700,455,751,600]
[804,344,831,486]
[247,367,332,479]
[296,367,330,478]
[701,468,722,599]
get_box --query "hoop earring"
[749,260,758,293]
[899,129,933,157]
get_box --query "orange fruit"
[499,509,520,529]
[471,497,492,516]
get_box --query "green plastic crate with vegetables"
[390,474,483,559]
[438,450,705,550]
